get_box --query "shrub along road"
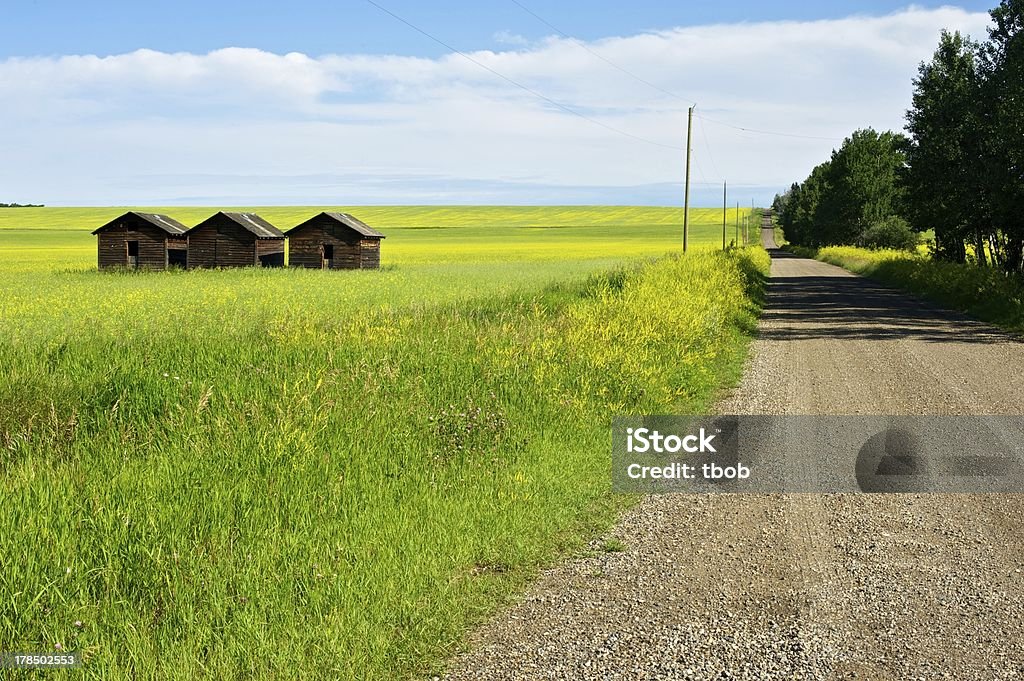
[443,229,1024,679]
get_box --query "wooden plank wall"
[213,219,257,268]
[97,220,168,270]
[185,224,218,269]
[287,233,324,269]
[358,239,381,269]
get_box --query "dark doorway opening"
[323,244,334,269]
[168,249,187,268]
[127,240,139,267]
[259,252,285,268]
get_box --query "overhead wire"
[695,109,723,183]
[507,0,727,181]
[508,0,847,144]
[507,0,695,106]
[363,0,686,152]
[365,0,818,192]
[695,113,844,142]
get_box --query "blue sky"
[0,1,994,58]
[0,0,995,58]
[0,2,997,206]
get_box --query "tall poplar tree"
[979,0,1024,271]
[904,31,984,264]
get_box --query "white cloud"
[493,30,531,47]
[0,7,993,205]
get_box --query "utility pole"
[683,105,694,254]
[735,201,740,248]
[751,198,755,246]
[722,181,727,251]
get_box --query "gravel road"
[442,232,1024,680]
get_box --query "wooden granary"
[184,212,285,269]
[284,212,385,270]
[93,211,189,270]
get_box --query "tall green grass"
[809,245,1024,331]
[0,246,768,680]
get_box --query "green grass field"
[0,206,765,680]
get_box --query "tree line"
[775,0,1024,272]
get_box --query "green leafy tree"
[818,129,909,246]
[784,163,831,247]
[777,183,798,240]
[857,216,919,251]
[979,0,1024,272]
[904,31,985,264]
[783,129,907,247]
[771,190,791,218]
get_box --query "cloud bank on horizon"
[0,6,992,206]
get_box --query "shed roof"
[92,211,189,236]
[285,212,386,239]
[213,212,285,239]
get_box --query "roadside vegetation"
[773,223,786,248]
[0,207,766,679]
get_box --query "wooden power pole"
[750,198,755,246]
[735,201,740,247]
[683,105,694,254]
[722,181,727,251]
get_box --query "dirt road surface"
[443,231,1024,680]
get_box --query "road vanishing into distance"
[444,229,1024,680]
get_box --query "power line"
[366,0,840,201]
[692,149,710,187]
[695,113,844,142]
[509,0,846,144]
[694,163,710,187]
[696,111,722,182]
[364,0,685,152]
[508,0,694,106]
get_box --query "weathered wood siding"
[96,219,170,270]
[187,215,284,268]
[212,219,257,268]
[287,215,382,270]
[185,223,219,269]
[358,239,381,269]
[287,233,332,268]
